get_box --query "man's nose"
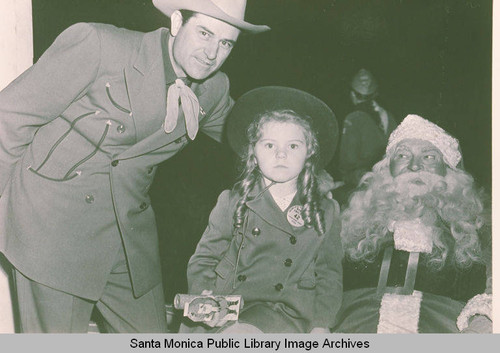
[204,40,219,60]
[408,157,421,171]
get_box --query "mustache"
[393,171,446,196]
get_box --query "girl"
[183,86,343,333]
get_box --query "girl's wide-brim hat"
[153,0,270,34]
[226,86,338,167]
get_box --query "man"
[334,68,397,206]
[334,115,491,333]
[0,0,269,333]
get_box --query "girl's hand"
[310,327,330,334]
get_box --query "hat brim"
[226,86,338,167]
[153,0,270,34]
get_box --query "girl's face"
[254,121,309,184]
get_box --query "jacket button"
[116,124,126,134]
[111,160,119,167]
[237,274,247,282]
[290,236,297,245]
[284,258,292,267]
[139,202,148,210]
[274,283,283,291]
[85,194,94,204]
[175,137,184,144]
[251,227,261,236]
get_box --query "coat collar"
[245,178,302,237]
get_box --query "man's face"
[390,139,447,178]
[170,12,240,80]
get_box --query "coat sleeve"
[186,190,235,294]
[0,23,101,193]
[312,199,344,328]
[199,74,234,143]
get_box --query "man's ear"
[170,10,183,36]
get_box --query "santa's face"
[390,139,447,177]
[390,139,448,197]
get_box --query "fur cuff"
[456,293,492,331]
[377,291,423,333]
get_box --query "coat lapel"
[120,28,187,160]
[245,181,297,237]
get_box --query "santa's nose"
[408,158,421,171]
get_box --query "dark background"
[32,0,492,302]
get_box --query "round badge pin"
[287,205,304,227]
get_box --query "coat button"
[274,283,283,291]
[111,160,119,167]
[251,227,261,236]
[175,137,184,144]
[237,274,247,282]
[85,194,94,204]
[116,124,126,133]
[290,236,297,244]
[284,258,292,267]
[139,202,148,210]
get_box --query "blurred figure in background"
[333,68,397,206]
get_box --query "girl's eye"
[265,143,274,149]
[289,144,299,150]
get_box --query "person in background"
[182,87,343,333]
[334,68,397,206]
[333,114,491,333]
[0,0,269,333]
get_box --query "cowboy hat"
[153,0,270,34]
[226,86,338,167]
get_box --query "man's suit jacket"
[0,23,233,300]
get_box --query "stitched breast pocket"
[105,79,132,116]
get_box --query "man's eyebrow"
[197,25,214,36]
[197,25,237,45]
[421,147,441,153]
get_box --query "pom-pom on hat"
[386,114,462,168]
[153,0,270,34]
[226,86,338,167]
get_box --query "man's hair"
[179,10,196,25]
[341,155,490,271]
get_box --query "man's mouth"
[195,57,214,66]
[411,179,425,185]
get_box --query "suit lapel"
[120,28,188,160]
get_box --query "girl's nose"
[276,149,286,159]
